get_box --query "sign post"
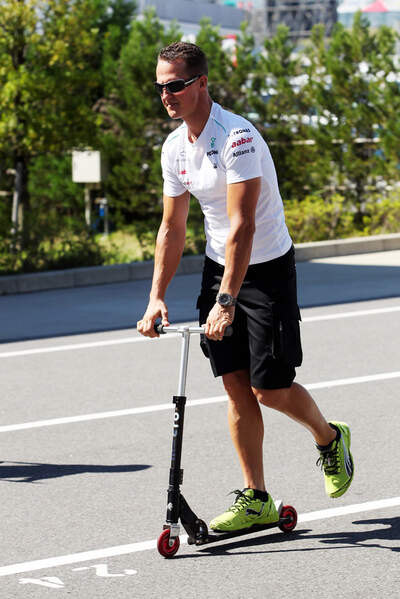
[72,151,106,227]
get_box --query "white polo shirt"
[161,102,292,265]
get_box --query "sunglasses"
[154,74,202,95]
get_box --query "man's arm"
[204,177,261,340]
[137,191,190,337]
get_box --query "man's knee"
[252,386,292,410]
[222,369,251,396]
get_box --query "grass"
[96,223,206,265]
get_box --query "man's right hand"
[136,299,170,338]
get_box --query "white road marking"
[0,334,175,358]
[1,370,399,434]
[1,304,399,359]
[302,305,400,323]
[1,496,398,577]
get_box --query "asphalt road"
[0,251,399,598]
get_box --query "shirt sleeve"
[221,126,264,185]
[161,145,186,197]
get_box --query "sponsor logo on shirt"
[233,149,250,158]
[251,147,256,153]
[232,128,251,135]
[210,137,216,148]
[180,170,187,175]
[207,150,218,157]
[232,136,253,149]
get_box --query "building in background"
[338,0,400,32]
[137,1,400,47]
[137,0,247,37]
[257,1,337,41]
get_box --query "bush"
[284,194,356,243]
[284,189,400,243]
[362,190,400,235]
[0,228,112,275]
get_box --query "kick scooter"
[155,323,298,559]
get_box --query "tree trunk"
[11,157,29,234]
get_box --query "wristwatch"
[216,293,237,307]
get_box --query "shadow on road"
[0,461,151,483]
[181,515,400,558]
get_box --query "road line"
[302,305,400,323]
[1,304,399,359]
[0,396,227,432]
[1,371,399,433]
[0,496,398,577]
[0,334,176,358]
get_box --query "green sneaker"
[209,489,279,532]
[317,421,354,498]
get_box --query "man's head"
[158,42,208,79]
[156,42,209,121]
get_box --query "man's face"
[155,59,203,120]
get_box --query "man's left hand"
[204,303,234,341]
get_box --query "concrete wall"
[142,0,246,29]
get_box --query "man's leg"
[252,382,354,499]
[210,369,280,532]
[252,382,336,446]
[222,369,266,491]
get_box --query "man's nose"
[161,87,172,99]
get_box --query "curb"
[1,233,400,296]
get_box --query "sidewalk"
[1,233,400,296]
[1,244,400,343]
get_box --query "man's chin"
[166,106,182,120]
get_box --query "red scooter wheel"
[278,505,297,533]
[157,528,180,558]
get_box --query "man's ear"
[199,74,208,89]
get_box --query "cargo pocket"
[272,305,303,366]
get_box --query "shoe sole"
[210,517,280,532]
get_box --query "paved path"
[0,251,399,598]
[1,250,400,343]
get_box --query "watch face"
[218,293,233,306]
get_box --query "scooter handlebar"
[155,323,233,337]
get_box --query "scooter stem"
[177,328,191,397]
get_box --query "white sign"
[72,151,104,183]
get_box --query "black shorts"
[196,246,303,390]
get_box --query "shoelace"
[316,441,340,475]
[226,489,254,514]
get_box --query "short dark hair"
[158,42,208,77]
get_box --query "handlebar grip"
[154,323,166,335]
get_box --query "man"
[137,41,354,532]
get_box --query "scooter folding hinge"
[275,499,283,516]
[166,524,180,541]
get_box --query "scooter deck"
[187,501,294,546]
[193,520,285,545]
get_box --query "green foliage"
[97,8,182,227]
[362,191,400,236]
[0,223,110,275]
[303,14,399,210]
[0,6,399,274]
[0,0,103,158]
[285,195,355,243]
[284,189,400,243]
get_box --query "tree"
[0,0,107,234]
[247,25,319,201]
[304,14,400,217]
[97,9,181,229]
